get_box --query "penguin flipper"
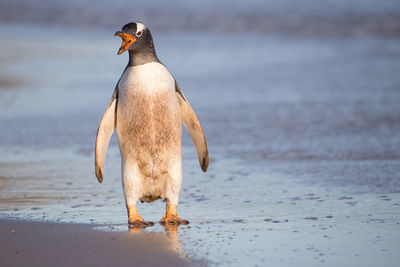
[95,88,118,183]
[175,82,209,172]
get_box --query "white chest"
[118,62,175,96]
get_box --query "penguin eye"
[136,31,143,37]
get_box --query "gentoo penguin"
[95,22,209,227]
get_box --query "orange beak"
[115,31,136,55]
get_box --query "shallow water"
[1,23,400,266]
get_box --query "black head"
[115,22,156,58]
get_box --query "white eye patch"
[136,22,146,35]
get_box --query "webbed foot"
[160,203,189,225]
[128,206,154,229]
[160,215,189,225]
[129,220,155,229]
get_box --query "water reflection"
[127,224,186,259]
[162,224,185,257]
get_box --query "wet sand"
[0,219,189,267]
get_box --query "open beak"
[115,31,136,55]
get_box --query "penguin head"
[115,22,153,55]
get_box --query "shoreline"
[0,218,190,267]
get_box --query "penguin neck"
[128,49,159,66]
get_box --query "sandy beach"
[1,0,400,266]
[0,219,189,267]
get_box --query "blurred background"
[1,0,400,266]
[1,0,400,36]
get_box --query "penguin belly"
[116,63,182,203]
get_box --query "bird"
[95,22,209,227]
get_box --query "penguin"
[95,22,209,227]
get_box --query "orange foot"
[160,215,189,225]
[128,211,154,229]
[128,219,155,229]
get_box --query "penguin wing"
[95,86,118,183]
[175,81,209,172]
